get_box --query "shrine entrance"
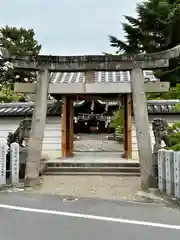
[73,100,115,135]
[60,93,133,158]
[75,116,108,134]
[72,99,122,153]
[73,134,123,153]
[12,52,170,181]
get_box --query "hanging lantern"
[55,100,61,113]
[105,102,108,111]
[91,100,95,111]
[74,117,78,123]
[105,119,108,128]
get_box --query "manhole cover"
[63,197,78,202]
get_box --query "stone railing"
[158,149,180,199]
[0,142,20,186]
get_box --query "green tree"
[109,108,124,141]
[109,0,180,85]
[0,86,22,103]
[147,84,180,99]
[0,26,41,102]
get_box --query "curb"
[137,188,180,209]
[0,183,25,192]
[136,189,166,204]
[155,192,180,209]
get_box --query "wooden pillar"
[25,69,49,186]
[124,94,132,159]
[61,96,74,157]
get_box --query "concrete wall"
[0,115,179,159]
[132,122,154,159]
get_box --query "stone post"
[25,69,49,186]
[10,142,20,185]
[0,144,7,185]
[131,68,155,190]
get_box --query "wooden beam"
[61,96,74,157]
[69,99,74,156]
[124,94,132,159]
[61,96,67,157]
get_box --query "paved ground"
[29,176,142,202]
[49,133,138,160]
[54,151,136,162]
[0,192,179,239]
[74,134,123,152]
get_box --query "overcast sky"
[1,0,141,55]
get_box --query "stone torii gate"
[3,46,180,189]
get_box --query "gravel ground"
[28,175,142,201]
[26,135,140,201]
[74,134,123,152]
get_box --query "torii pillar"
[123,94,132,159]
[131,68,155,190]
[25,69,49,186]
[61,96,74,157]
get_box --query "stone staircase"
[44,160,140,176]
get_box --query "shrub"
[109,108,124,129]
[0,86,22,102]
[115,125,124,142]
[109,108,124,141]
[172,103,180,113]
[165,122,180,151]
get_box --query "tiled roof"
[147,100,180,113]
[50,70,157,84]
[0,100,180,116]
[0,102,60,116]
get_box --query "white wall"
[0,117,62,158]
[0,115,179,159]
[132,122,154,159]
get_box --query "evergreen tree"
[109,0,180,85]
[0,26,41,102]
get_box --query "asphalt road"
[0,191,179,239]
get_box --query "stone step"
[44,172,141,176]
[45,166,140,173]
[46,162,140,168]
